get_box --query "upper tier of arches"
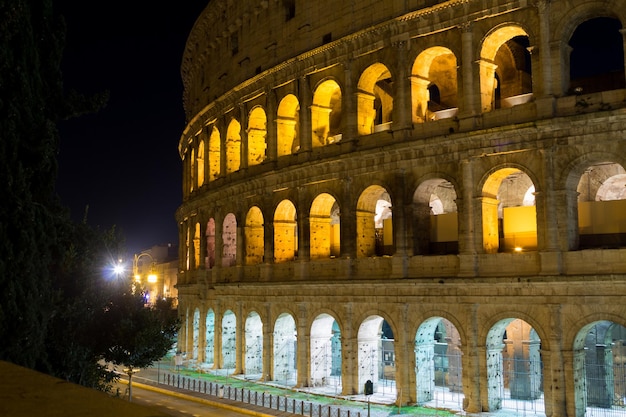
[180,5,626,196]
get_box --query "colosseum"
[174,1,626,415]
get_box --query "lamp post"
[133,252,157,302]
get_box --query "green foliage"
[100,292,179,371]
[0,0,66,369]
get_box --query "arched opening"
[414,317,463,410]
[273,313,297,386]
[357,63,393,135]
[309,193,340,259]
[480,26,532,112]
[412,179,458,255]
[192,308,200,361]
[206,218,216,269]
[311,79,342,147]
[197,139,205,188]
[205,309,215,368]
[248,107,267,166]
[357,316,395,399]
[577,162,626,249]
[274,200,298,263]
[411,46,458,122]
[222,213,237,267]
[226,119,241,173]
[569,17,625,94]
[189,148,196,193]
[486,319,543,413]
[244,312,263,377]
[245,206,264,265]
[221,310,237,372]
[208,126,221,181]
[193,222,201,269]
[277,94,300,156]
[310,314,342,393]
[574,321,626,416]
[356,186,393,257]
[482,169,537,253]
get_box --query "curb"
[121,379,279,417]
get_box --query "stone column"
[298,76,313,153]
[198,305,206,364]
[214,307,223,369]
[296,303,309,387]
[486,344,505,411]
[239,103,249,170]
[564,348,587,417]
[266,87,278,162]
[234,302,244,374]
[263,303,272,381]
[536,0,553,97]
[459,22,477,117]
[341,303,357,395]
[392,36,411,130]
[341,177,357,259]
[343,61,358,141]
[463,304,483,413]
[410,76,431,123]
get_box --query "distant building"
[134,244,178,306]
[176,1,626,415]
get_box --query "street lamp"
[133,252,158,303]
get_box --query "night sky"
[56,1,207,255]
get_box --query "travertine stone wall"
[176,1,626,415]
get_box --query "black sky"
[56,2,207,255]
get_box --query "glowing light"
[113,264,125,275]
[134,274,141,282]
[514,247,523,252]
[147,274,157,283]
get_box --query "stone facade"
[175,1,626,415]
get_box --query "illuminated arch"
[274,200,297,263]
[277,94,300,156]
[356,185,393,257]
[222,213,237,266]
[309,193,340,259]
[481,168,536,253]
[226,119,241,173]
[357,63,393,135]
[206,218,216,269]
[247,107,267,166]
[479,26,532,112]
[311,79,342,147]
[245,206,264,265]
[411,47,458,123]
[197,139,205,188]
[244,311,263,375]
[412,178,458,255]
[208,126,221,181]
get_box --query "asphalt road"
[114,383,256,417]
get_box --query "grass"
[166,366,458,416]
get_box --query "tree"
[99,290,179,400]
[0,0,66,369]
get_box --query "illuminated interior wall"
[248,107,267,166]
[245,207,264,265]
[579,200,626,234]
[222,213,237,267]
[206,218,216,269]
[430,212,459,242]
[356,210,376,257]
[482,197,500,253]
[276,94,299,156]
[356,91,376,135]
[311,80,342,147]
[208,126,221,181]
[226,119,241,173]
[197,140,205,188]
[193,222,201,269]
[274,200,297,263]
[310,216,332,259]
[502,206,537,250]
